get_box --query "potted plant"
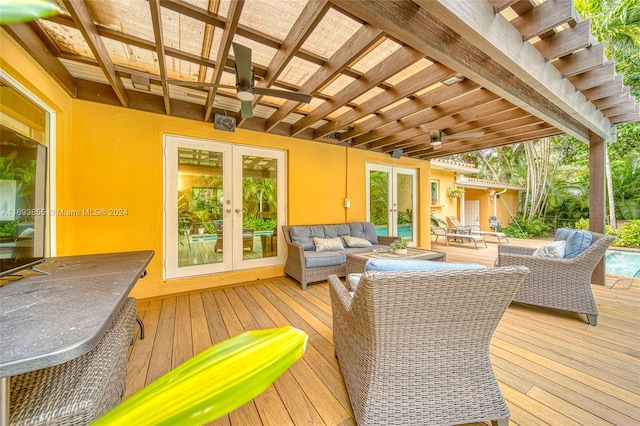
[446,186,464,198]
[390,239,408,255]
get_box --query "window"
[430,180,439,205]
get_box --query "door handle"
[235,208,241,213]
[225,209,231,213]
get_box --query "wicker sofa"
[498,230,614,325]
[328,265,529,425]
[282,222,397,289]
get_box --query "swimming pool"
[375,224,413,238]
[605,249,640,278]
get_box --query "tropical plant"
[369,171,389,226]
[574,218,640,248]
[93,327,307,426]
[501,214,551,238]
[397,208,413,224]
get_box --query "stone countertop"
[0,250,154,377]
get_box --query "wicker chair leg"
[586,314,597,326]
[136,315,145,339]
[491,419,509,426]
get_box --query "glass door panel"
[395,170,416,244]
[367,168,391,236]
[233,146,285,269]
[165,136,231,279]
[366,164,417,245]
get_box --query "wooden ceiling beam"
[290,45,424,136]
[263,24,384,132]
[602,101,637,117]
[363,89,501,149]
[341,79,481,142]
[2,24,77,97]
[203,0,244,122]
[582,75,623,101]
[385,98,519,153]
[349,83,488,146]
[198,0,222,82]
[489,0,520,13]
[443,114,542,142]
[533,19,591,61]
[240,0,330,126]
[509,0,576,41]
[568,60,615,91]
[62,0,128,107]
[592,87,630,110]
[552,43,604,78]
[313,62,456,139]
[149,0,171,115]
[334,0,601,144]
[609,108,639,124]
[418,127,561,159]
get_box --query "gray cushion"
[365,258,486,272]
[348,222,379,244]
[289,225,325,251]
[323,224,351,245]
[304,251,346,268]
[554,228,592,259]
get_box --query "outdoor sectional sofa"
[282,222,398,289]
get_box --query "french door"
[366,164,417,246]
[164,135,285,279]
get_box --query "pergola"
[4,0,638,280]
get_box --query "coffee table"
[346,247,446,275]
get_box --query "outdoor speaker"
[391,149,403,159]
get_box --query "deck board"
[125,240,640,425]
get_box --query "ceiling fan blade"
[232,42,253,84]
[442,131,485,140]
[240,100,253,118]
[253,87,312,103]
[168,80,235,90]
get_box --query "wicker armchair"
[328,266,529,426]
[497,231,614,325]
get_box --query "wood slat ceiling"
[3,0,637,160]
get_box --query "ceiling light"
[237,90,254,101]
[131,75,150,91]
[441,75,464,86]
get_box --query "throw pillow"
[532,240,566,258]
[554,228,592,258]
[313,237,344,252]
[364,259,486,272]
[343,236,373,248]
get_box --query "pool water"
[375,224,413,238]
[605,249,640,278]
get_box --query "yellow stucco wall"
[1,30,434,299]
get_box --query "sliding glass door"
[164,136,285,279]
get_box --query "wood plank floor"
[126,239,640,425]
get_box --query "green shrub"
[502,215,551,238]
[614,221,640,248]
[564,218,640,248]
[242,218,277,232]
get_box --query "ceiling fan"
[169,43,312,118]
[429,129,485,149]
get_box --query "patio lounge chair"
[328,265,529,425]
[213,220,255,252]
[430,225,487,249]
[497,230,614,325]
[446,216,509,244]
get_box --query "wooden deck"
[126,239,640,425]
